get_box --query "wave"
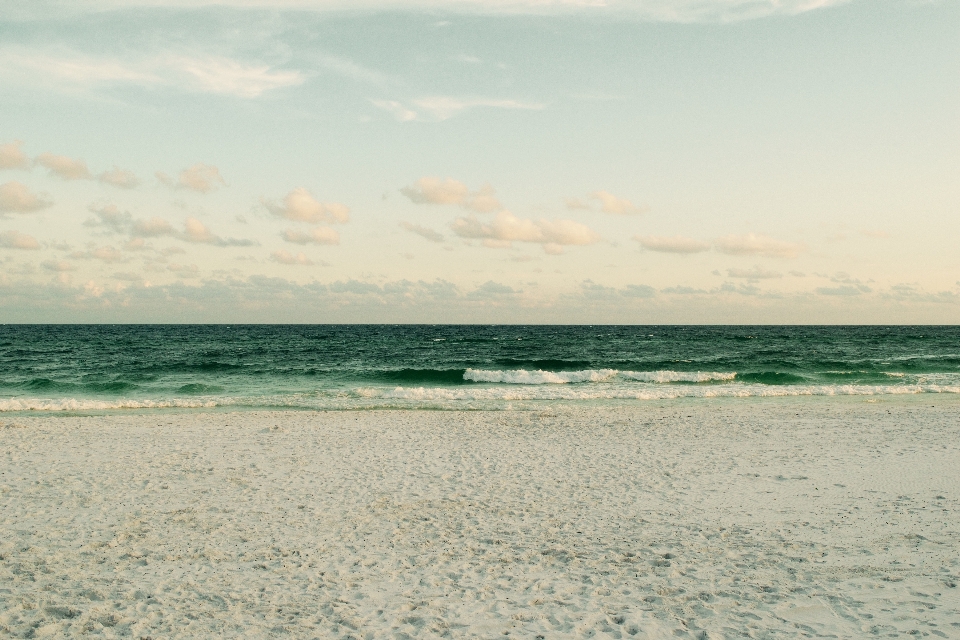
[3,382,960,412]
[0,398,219,412]
[464,368,619,384]
[463,368,735,384]
[620,371,737,383]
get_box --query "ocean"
[1,325,959,412]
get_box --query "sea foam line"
[463,368,736,384]
[4,383,960,412]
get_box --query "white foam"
[620,370,737,383]
[4,382,960,412]
[463,368,736,385]
[0,397,219,412]
[463,368,618,384]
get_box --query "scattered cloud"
[157,163,226,193]
[0,1,855,25]
[661,285,708,295]
[0,181,52,213]
[622,284,657,298]
[370,99,417,122]
[126,215,254,246]
[0,49,303,99]
[71,245,127,263]
[727,267,783,279]
[0,230,40,250]
[167,262,200,277]
[714,233,805,258]
[399,221,444,243]
[283,227,340,245]
[36,152,92,180]
[816,285,869,296]
[111,271,145,282]
[132,217,178,237]
[634,235,710,254]
[99,167,139,189]
[0,141,29,170]
[41,260,76,272]
[373,96,543,121]
[165,55,303,98]
[262,187,350,223]
[451,210,599,253]
[270,249,315,265]
[412,96,544,120]
[564,197,591,210]
[468,280,518,298]
[182,217,255,246]
[401,176,501,212]
[401,176,467,205]
[86,203,134,233]
[34,152,138,188]
[591,190,641,215]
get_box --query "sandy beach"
[2,398,959,638]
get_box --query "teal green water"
[1,325,959,411]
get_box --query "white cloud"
[283,227,340,245]
[464,184,500,213]
[370,100,418,122]
[591,190,641,215]
[158,163,226,193]
[373,96,543,122]
[714,233,805,258]
[36,152,92,180]
[182,217,255,246]
[634,235,710,254]
[726,266,782,279]
[0,230,41,250]
[183,217,219,243]
[401,177,468,205]
[263,187,350,223]
[0,141,30,170]
[400,176,501,212]
[166,55,304,98]
[99,167,139,189]
[0,181,52,213]
[71,245,127,263]
[128,215,255,246]
[86,203,134,232]
[0,48,303,99]
[270,249,315,265]
[451,210,599,253]
[411,96,544,120]
[399,221,444,243]
[132,217,178,237]
[3,1,852,24]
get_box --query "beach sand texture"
[2,399,959,638]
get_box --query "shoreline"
[2,401,959,637]
[2,390,960,419]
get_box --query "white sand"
[2,397,959,639]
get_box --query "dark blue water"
[1,325,958,411]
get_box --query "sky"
[0,0,958,323]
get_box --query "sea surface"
[1,325,959,412]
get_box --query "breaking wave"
[3,382,959,412]
[463,369,736,384]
